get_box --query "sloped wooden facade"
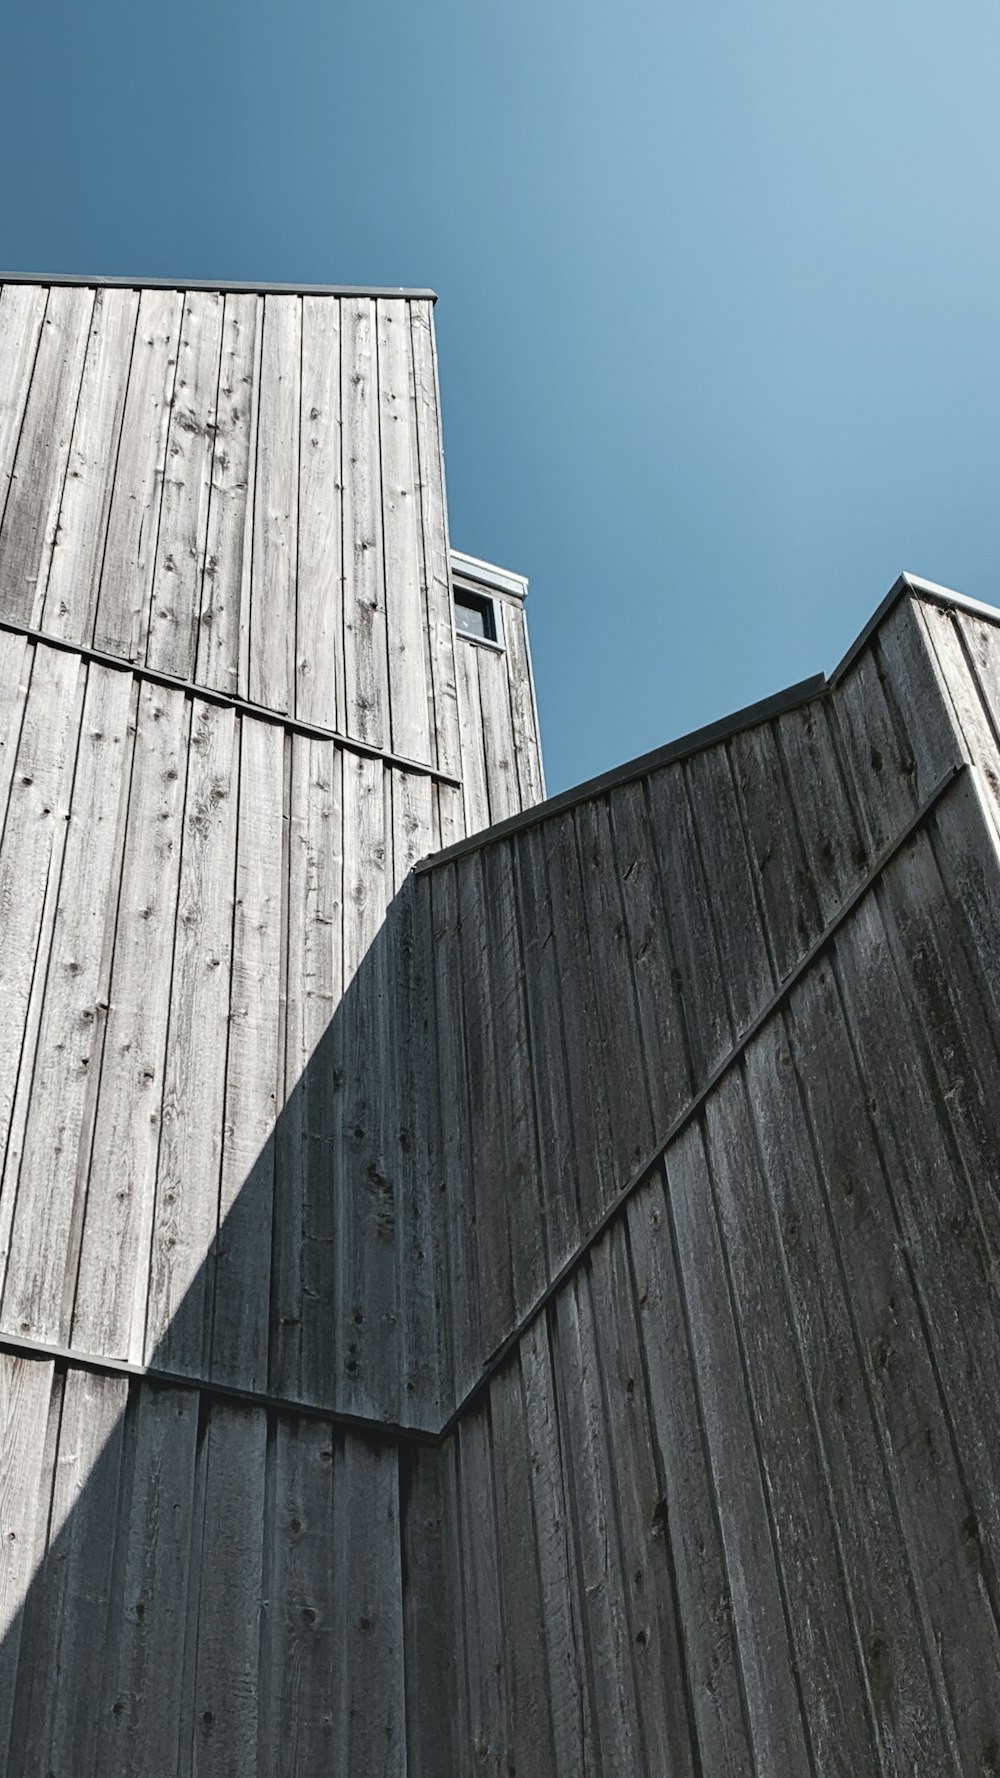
[1,273,1000,1774]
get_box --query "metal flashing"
[0,270,437,300]
[450,548,529,601]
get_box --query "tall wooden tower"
[2,272,1000,1774]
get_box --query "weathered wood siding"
[0,638,454,1424]
[425,593,968,1400]
[0,280,545,1437]
[4,274,1000,1776]
[454,599,545,836]
[0,280,459,772]
[415,588,1000,1775]
[0,1355,414,1778]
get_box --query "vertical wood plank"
[0,283,48,541]
[574,796,656,1179]
[0,646,82,1178]
[684,741,775,1032]
[410,300,461,779]
[259,1415,337,1776]
[455,638,490,835]
[0,629,30,829]
[500,598,545,806]
[757,992,960,1773]
[391,769,438,1422]
[551,1270,645,1778]
[211,716,285,1393]
[490,1358,559,1774]
[40,286,140,643]
[94,288,184,660]
[518,1317,596,1777]
[481,838,547,1329]
[476,644,520,822]
[591,1223,701,1778]
[249,295,300,714]
[512,822,580,1279]
[729,719,823,981]
[645,762,732,1088]
[0,1354,55,1767]
[542,810,615,1236]
[146,700,238,1375]
[794,939,997,1763]
[296,296,343,732]
[72,683,188,1361]
[334,1435,406,1777]
[457,847,515,1359]
[146,290,225,679]
[379,299,431,765]
[705,1064,879,1774]
[276,736,342,1406]
[341,299,388,747]
[776,698,870,924]
[192,1401,267,1778]
[1,664,133,1344]
[27,1367,130,1778]
[401,1444,462,1778]
[196,292,263,697]
[99,1383,200,1778]
[335,753,394,1418]
[455,1409,508,1776]
[0,285,94,626]
[427,862,480,1405]
[608,776,691,1137]
[666,1117,813,1772]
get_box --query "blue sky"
[2,0,998,792]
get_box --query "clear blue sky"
[3,0,998,792]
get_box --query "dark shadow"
[0,865,459,1776]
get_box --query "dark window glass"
[454,587,497,641]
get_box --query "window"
[453,586,498,643]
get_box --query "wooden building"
[1,272,1000,1773]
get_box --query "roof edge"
[0,271,437,300]
[450,549,529,601]
[417,573,1000,875]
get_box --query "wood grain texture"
[1,664,134,1345]
[72,683,189,1362]
[410,301,461,779]
[379,300,430,765]
[210,715,284,1392]
[146,291,225,679]
[40,286,140,643]
[94,288,184,661]
[146,699,238,1375]
[296,297,343,732]
[341,300,388,748]
[0,284,48,535]
[0,285,94,627]
[196,292,263,697]
[249,296,300,715]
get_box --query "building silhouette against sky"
[1,272,1000,1773]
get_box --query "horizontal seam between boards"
[0,1331,440,1444]
[437,760,967,1438]
[0,762,967,1447]
[0,616,462,785]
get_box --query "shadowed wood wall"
[3,272,1000,1776]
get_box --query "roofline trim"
[450,549,529,601]
[417,572,1000,875]
[0,271,437,300]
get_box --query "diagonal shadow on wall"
[0,864,461,1777]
